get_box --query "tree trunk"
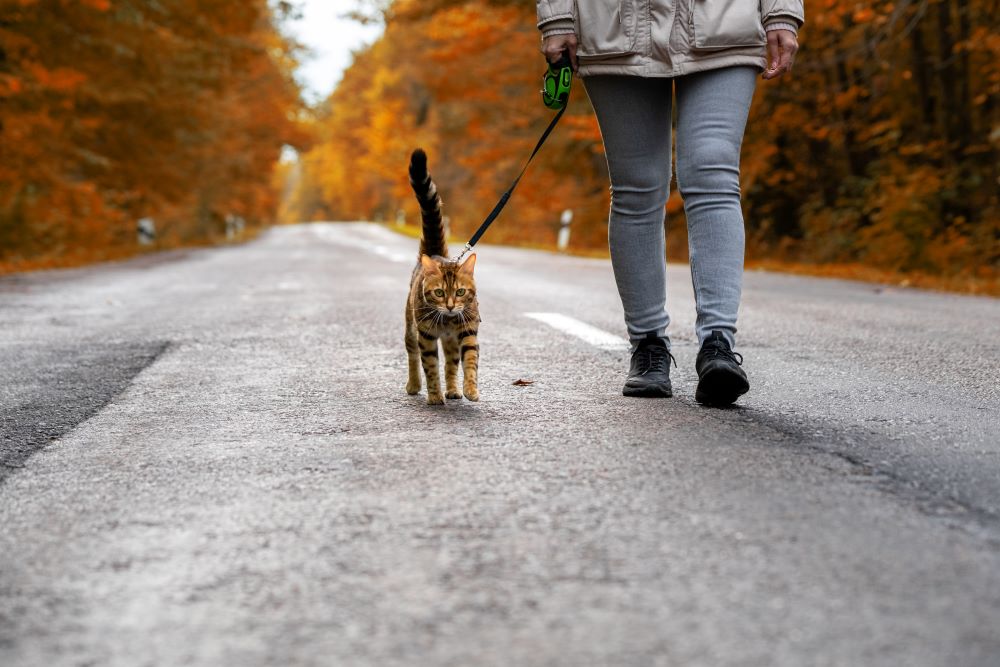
[909,11,935,140]
[954,0,973,147]
[935,0,959,160]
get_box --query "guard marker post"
[557,208,573,252]
[137,217,156,246]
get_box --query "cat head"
[420,253,476,316]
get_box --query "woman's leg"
[674,66,757,348]
[583,75,674,344]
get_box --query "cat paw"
[463,387,480,402]
[427,392,445,405]
[405,382,421,395]
[445,389,463,400]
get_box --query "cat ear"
[458,253,476,275]
[420,254,440,274]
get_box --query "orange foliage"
[742,0,999,281]
[0,0,306,270]
[284,1,611,250]
[285,0,997,288]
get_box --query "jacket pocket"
[575,0,637,58]
[691,0,766,50]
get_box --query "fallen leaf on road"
[512,379,534,386]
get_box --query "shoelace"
[703,343,744,366]
[637,345,677,375]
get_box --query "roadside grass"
[0,228,263,276]
[744,259,1000,297]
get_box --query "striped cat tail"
[408,148,448,258]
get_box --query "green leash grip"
[542,52,573,110]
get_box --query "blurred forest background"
[0,0,305,271]
[2,0,998,293]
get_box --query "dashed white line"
[371,245,411,263]
[308,223,412,263]
[524,312,629,352]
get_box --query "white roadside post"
[557,208,573,252]
[137,217,156,246]
[225,214,246,240]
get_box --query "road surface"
[2,222,999,666]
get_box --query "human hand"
[541,33,578,71]
[762,29,798,80]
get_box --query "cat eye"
[455,288,466,296]
[433,289,445,297]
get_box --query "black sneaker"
[623,332,676,398]
[695,330,749,406]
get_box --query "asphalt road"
[2,222,999,666]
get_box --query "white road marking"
[524,312,629,352]
[308,223,411,263]
[371,245,411,263]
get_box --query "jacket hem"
[578,53,767,78]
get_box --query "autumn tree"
[288,0,998,289]
[286,0,610,249]
[0,0,305,269]
[743,0,999,278]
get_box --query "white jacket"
[537,0,804,77]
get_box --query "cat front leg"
[460,329,479,402]
[442,336,463,399]
[418,332,444,405]
[405,325,421,395]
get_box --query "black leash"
[453,103,567,263]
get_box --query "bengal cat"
[404,149,480,405]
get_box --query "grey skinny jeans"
[583,66,757,349]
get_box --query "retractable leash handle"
[453,53,574,263]
[542,52,574,110]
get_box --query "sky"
[285,0,385,103]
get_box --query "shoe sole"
[695,367,749,406]
[623,382,673,398]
